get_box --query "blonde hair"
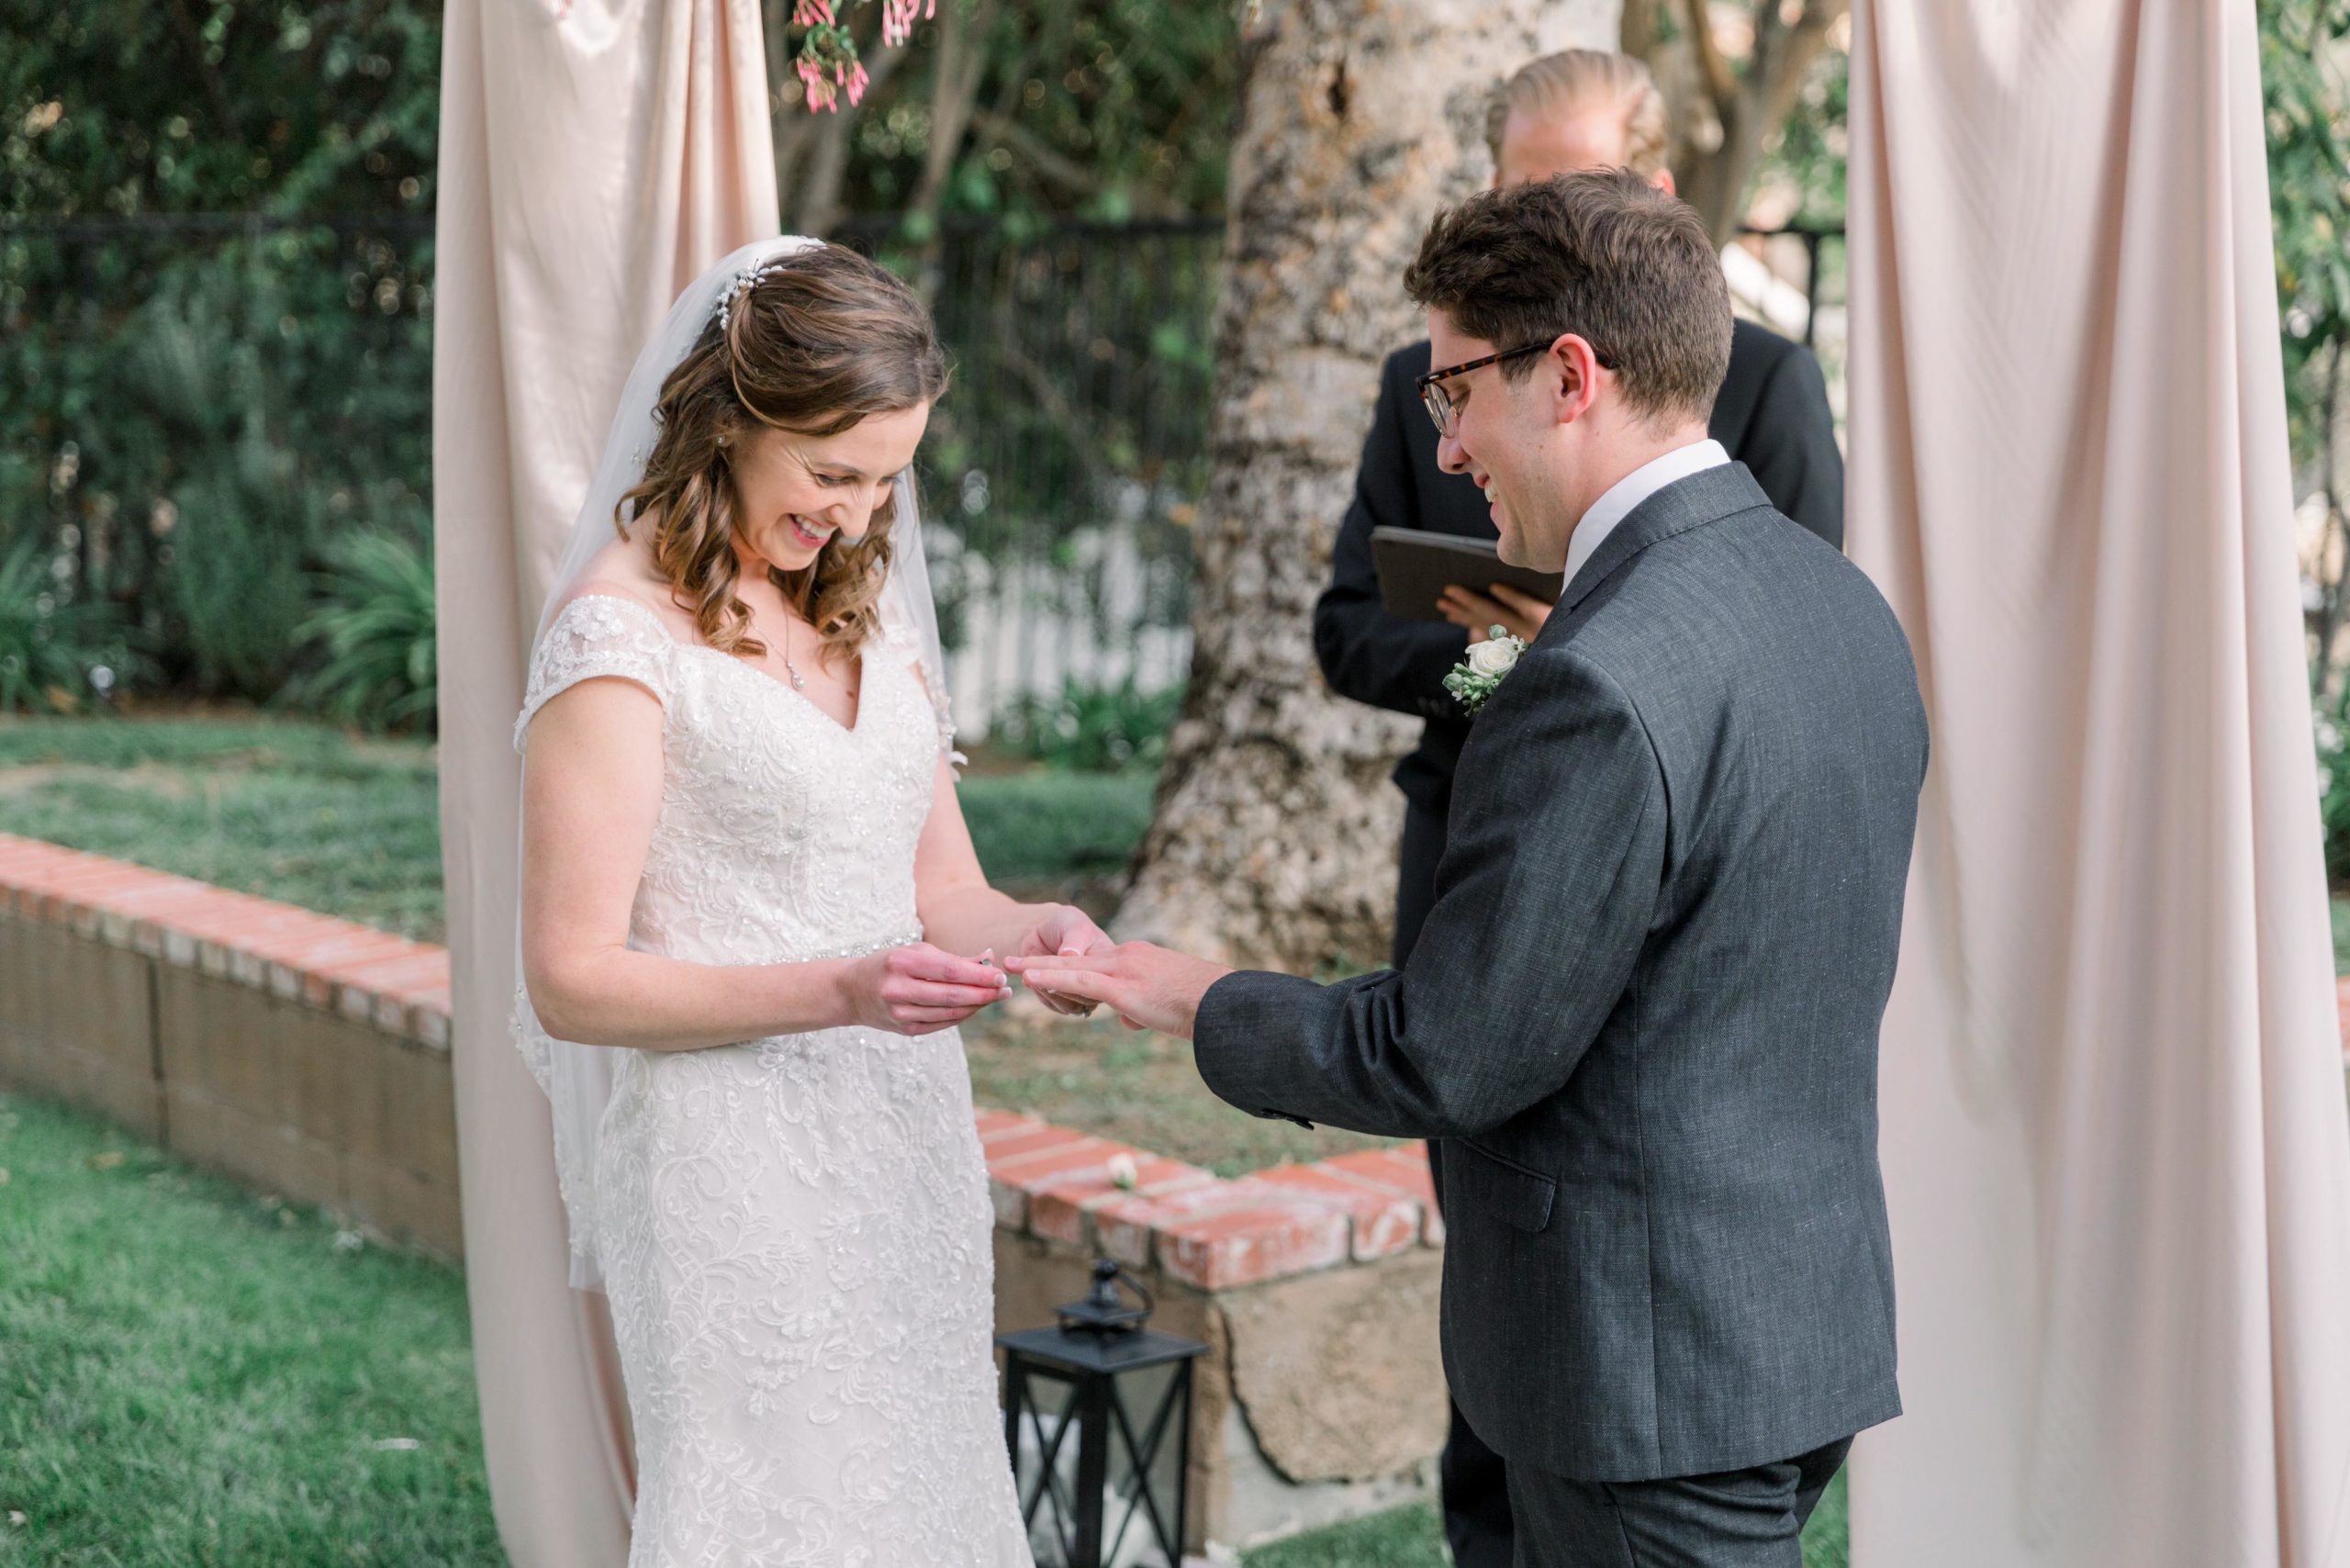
[616,244,948,665]
[1484,50,1670,178]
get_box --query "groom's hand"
[1016,905,1115,1017]
[1002,943,1233,1040]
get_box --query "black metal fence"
[837,216,1222,727]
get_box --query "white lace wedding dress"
[514,593,1034,1568]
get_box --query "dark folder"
[1370,526,1566,623]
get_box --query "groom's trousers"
[1504,1437,1851,1568]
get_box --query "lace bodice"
[517,592,941,968]
[511,592,1032,1567]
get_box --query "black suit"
[1310,321,1845,1566]
[1214,465,1926,1564]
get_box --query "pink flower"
[789,0,833,25]
[846,62,871,106]
[880,0,928,48]
[796,56,838,114]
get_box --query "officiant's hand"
[1002,943,1233,1040]
[1015,905,1116,1017]
[1439,582,1552,644]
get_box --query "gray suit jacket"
[1194,464,1928,1484]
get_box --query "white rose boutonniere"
[1443,626,1528,716]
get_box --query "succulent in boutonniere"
[1443,626,1528,716]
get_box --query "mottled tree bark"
[1116,0,1619,970]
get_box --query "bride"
[513,236,1101,1565]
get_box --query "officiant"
[1310,47,1846,1568]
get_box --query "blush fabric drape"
[431,2,777,1561]
[1842,2,2350,1564]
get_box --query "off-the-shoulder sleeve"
[514,595,677,751]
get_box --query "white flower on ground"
[1106,1153,1140,1191]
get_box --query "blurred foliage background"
[3,1,2346,758]
[0,0,1235,725]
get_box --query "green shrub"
[296,530,437,732]
[0,537,143,714]
[115,268,374,699]
[9,229,435,706]
[992,676,1182,772]
[958,770,1158,883]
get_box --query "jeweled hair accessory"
[715,259,795,332]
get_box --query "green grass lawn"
[0,713,1156,945]
[0,1092,1847,1567]
[0,715,447,941]
[0,1092,502,1565]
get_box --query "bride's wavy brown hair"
[616,243,949,664]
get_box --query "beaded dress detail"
[513,593,1031,1568]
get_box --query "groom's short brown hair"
[1404,170,1732,429]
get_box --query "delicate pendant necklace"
[782,615,808,691]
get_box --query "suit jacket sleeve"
[1739,343,1845,550]
[1312,350,1473,719]
[1193,647,1666,1139]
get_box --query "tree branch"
[785,20,913,235]
[1754,0,1847,138]
[969,108,1184,217]
[1619,0,1666,61]
[912,0,1001,218]
[1679,0,1739,115]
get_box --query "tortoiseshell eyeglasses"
[1415,341,1615,438]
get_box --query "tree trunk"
[1115,0,1619,971]
[1632,0,1846,244]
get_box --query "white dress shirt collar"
[1560,439,1730,586]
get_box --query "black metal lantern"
[998,1258,1207,1568]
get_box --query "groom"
[1010,171,1929,1567]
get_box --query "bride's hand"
[846,944,1013,1036]
[1016,906,1114,1017]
